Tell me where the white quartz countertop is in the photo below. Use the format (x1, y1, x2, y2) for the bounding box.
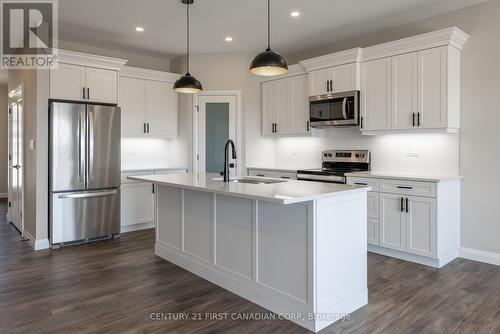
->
(129, 173, 370, 204)
(121, 167, 188, 173)
(345, 171, 462, 183)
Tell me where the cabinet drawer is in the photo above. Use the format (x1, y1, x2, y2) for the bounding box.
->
(248, 170, 277, 178)
(347, 177, 380, 192)
(276, 172, 297, 180)
(380, 179, 436, 197)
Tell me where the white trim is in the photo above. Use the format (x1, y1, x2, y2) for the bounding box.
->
(361, 27, 469, 62)
(362, 128, 459, 136)
(260, 64, 306, 82)
(22, 230, 49, 251)
(299, 48, 362, 72)
(121, 222, 156, 233)
(120, 66, 181, 83)
(460, 247, 500, 267)
(192, 91, 243, 177)
(0, 193, 7, 198)
(56, 49, 128, 71)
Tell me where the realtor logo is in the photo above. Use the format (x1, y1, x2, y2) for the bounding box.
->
(1, 0, 58, 69)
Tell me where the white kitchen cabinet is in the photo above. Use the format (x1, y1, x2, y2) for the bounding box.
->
(379, 193, 406, 251)
(308, 63, 357, 96)
(248, 168, 297, 180)
(50, 64, 118, 104)
(361, 58, 392, 131)
(120, 77, 147, 136)
(261, 74, 310, 136)
(119, 75, 179, 138)
(406, 196, 436, 257)
(367, 218, 379, 246)
(392, 53, 418, 129)
(85, 67, 118, 104)
(49, 63, 86, 101)
(121, 182, 155, 227)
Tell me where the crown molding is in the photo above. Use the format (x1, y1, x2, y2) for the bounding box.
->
(120, 66, 181, 83)
(55, 49, 128, 71)
(260, 63, 306, 82)
(299, 48, 362, 72)
(361, 27, 470, 62)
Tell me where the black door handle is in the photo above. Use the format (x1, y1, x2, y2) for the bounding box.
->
(87, 88, 90, 100)
(397, 186, 413, 189)
(83, 87, 86, 99)
(147, 123, 150, 133)
(406, 198, 409, 213)
(417, 112, 421, 127)
(144, 123, 147, 133)
(400, 197, 404, 212)
(412, 113, 416, 127)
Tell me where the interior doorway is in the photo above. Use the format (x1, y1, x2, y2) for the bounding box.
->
(7, 86, 24, 235)
(193, 92, 241, 177)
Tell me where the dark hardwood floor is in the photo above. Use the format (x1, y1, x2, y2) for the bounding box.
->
(1, 198, 500, 334)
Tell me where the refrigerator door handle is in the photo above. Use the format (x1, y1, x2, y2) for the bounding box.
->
(58, 190, 118, 199)
(88, 108, 95, 184)
(78, 110, 86, 182)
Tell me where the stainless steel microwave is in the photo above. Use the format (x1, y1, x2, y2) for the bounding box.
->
(309, 90, 360, 127)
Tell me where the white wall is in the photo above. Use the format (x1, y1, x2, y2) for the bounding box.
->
(0, 85, 8, 196)
(121, 138, 187, 170)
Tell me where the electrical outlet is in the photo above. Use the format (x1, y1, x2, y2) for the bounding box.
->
(28, 139, 35, 150)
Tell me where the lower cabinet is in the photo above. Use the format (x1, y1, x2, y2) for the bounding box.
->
(248, 168, 297, 180)
(347, 176, 459, 268)
(121, 182, 155, 228)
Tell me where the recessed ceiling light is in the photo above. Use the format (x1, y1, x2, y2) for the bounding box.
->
(225, 36, 233, 42)
(290, 11, 300, 17)
(135, 27, 144, 32)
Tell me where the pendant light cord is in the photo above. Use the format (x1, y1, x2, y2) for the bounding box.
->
(186, 2, 190, 74)
(267, 0, 271, 51)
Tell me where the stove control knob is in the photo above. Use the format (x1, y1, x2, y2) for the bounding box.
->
(328, 153, 333, 157)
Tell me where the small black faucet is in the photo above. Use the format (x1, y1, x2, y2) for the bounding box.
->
(223, 140, 237, 182)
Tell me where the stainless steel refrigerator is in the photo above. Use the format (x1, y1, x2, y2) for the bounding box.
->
(49, 102, 121, 246)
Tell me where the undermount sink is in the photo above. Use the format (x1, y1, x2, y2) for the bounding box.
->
(213, 177, 287, 185)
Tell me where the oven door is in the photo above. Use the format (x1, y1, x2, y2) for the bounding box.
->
(310, 91, 359, 127)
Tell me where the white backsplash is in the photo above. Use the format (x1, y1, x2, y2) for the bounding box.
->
(121, 137, 188, 170)
(274, 128, 459, 175)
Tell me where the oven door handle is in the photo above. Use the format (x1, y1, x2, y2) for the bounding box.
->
(342, 97, 348, 120)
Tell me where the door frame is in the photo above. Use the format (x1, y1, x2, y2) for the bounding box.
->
(192, 91, 242, 177)
(7, 84, 25, 237)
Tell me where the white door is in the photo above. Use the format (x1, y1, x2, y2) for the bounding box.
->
(418, 47, 447, 129)
(85, 67, 118, 104)
(7, 89, 23, 234)
(195, 95, 238, 176)
(308, 68, 332, 96)
(146, 81, 178, 137)
(406, 196, 436, 257)
(261, 81, 278, 136)
(289, 74, 310, 134)
(332, 63, 356, 93)
(50, 63, 86, 101)
(121, 182, 154, 227)
(361, 58, 392, 131)
(119, 77, 147, 136)
(392, 53, 418, 129)
(379, 193, 406, 251)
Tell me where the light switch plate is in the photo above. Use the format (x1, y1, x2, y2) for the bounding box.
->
(28, 139, 35, 150)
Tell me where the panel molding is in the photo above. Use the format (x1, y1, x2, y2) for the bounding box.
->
(120, 66, 181, 83)
(57, 49, 128, 71)
(299, 48, 362, 72)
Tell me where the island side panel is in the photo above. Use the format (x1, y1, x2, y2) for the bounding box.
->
(156, 185, 182, 249)
(314, 192, 368, 332)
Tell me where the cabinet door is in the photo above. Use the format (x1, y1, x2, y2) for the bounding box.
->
(262, 81, 278, 136)
(289, 74, 310, 134)
(121, 182, 154, 227)
(50, 63, 86, 101)
(361, 58, 392, 131)
(367, 218, 379, 246)
(379, 193, 406, 251)
(85, 67, 118, 104)
(332, 63, 356, 93)
(406, 196, 436, 257)
(119, 77, 146, 136)
(367, 192, 379, 219)
(308, 68, 332, 96)
(417, 47, 447, 129)
(146, 81, 178, 137)
(276, 78, 291, 135)
(392, 53, 418, 129)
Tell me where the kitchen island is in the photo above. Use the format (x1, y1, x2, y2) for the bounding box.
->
(129, 173, 370, 332)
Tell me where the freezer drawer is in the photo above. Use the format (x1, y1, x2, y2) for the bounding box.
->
(50, 189, 120, 244)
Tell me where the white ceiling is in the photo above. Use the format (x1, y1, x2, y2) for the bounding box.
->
(18, 0, 480, 61)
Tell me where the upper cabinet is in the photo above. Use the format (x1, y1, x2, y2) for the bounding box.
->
(49, 50, 126, 104)
(261, 68, 310, 136)
(119, 67, 180, 138)
(360, 27, 469, 134)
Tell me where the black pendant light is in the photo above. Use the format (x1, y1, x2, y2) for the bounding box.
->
(174, 0, 203, 93)
(249, 0, 288, 76)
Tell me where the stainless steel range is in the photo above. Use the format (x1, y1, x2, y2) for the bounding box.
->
(297, 150, 371, 184)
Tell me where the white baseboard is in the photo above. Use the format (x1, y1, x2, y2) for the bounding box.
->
(0, 193, 7, 199)
(23, 230, 50, 251)
(460, 247, 500, 267)
(121, 222, 155, 233)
